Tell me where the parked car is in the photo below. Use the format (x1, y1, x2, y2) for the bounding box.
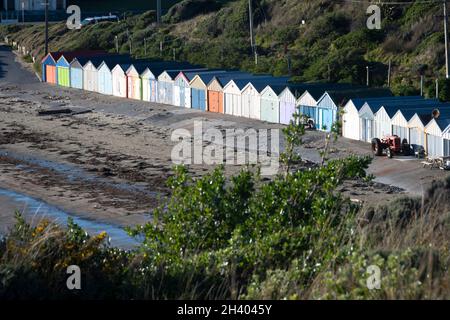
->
(80, 15, 119, 27)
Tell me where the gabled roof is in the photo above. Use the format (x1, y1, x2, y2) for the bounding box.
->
(210, 72, 255, 87)
(183, 70, 227, 84)
(235, 76, 288, 92)
(43, 50, 107, 64)
(378, 100, 442, 117)
(112, 63, 132, 73)
(351, 96, 423, 112)
(322, 87, 393, 107)
(300, 83, 359, 101)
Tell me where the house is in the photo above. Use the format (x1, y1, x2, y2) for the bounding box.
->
(111, 64, 131, 98)
(2, 0, 66, 11)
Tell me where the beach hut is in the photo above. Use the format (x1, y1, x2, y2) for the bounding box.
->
(55, 55, 72, 87)
(42, 50, 105, 84)
(441, 119, 450, 157)
(223, 79, 246, 116)
(157, 70, 180, 105)
(297, 84, 356, 129)
(126, 64, 144, 100)
(69, 58, 85, 90)
(408, 113, 431, 151)
(174, 72, 192, 108)
(140, 62, 191, 103)
(141, 68, 159, 103)
(343, 96, 424, 141)
(278, 84, 306, 125)
(260, 85, 284, 124)
(425, 117, 450, 157)
(208, 72, 253, 114)
(315, 88, 393, 132)
(241, 81, 264, 119)
(240, 76, 285, 120)
(342, 98, 369, 141)
(97, 61, 115, 95)
(189, 71, 228, 111)
(83, 60, 100, 92)
(173, 68, 209, 108)
(373, 99, 439, 140)
(41, 53, 60, 84)
(111, 64, 131, 98)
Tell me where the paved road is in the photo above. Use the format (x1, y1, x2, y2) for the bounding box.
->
(0, 44, 39, 86)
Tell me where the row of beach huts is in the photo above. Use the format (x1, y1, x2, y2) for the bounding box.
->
(41, 51, 450, 158)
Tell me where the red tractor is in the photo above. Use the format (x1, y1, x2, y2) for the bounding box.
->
(371, 135, 411, 158)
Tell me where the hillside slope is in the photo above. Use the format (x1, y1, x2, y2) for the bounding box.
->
(0, 0, 446, 96)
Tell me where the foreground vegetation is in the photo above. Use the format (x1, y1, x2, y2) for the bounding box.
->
(0, 118, 449, 300)
(2, 0, 450, 97)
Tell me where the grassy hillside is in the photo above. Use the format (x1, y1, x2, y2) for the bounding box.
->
(0, 0, 448, 96)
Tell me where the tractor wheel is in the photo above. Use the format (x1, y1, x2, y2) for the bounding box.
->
(371, 138, 383, 156)
(387, 148, 393, 158)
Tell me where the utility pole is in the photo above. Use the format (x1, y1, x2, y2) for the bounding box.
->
(248, 0, 256, 64)
(21, 1, 24, 25)
(44, 0, 49, 55)
(366, 66, 370, 86)
(157, 0, 162, 25)
(436, 78, 439, 98)
(115, 35, 119, 53)
(160, 40, 163, 57)
(421, 75, 424, 96)
(387, 59, 391, 87)
(127, 29, 132, 55)
(144, 38, 147, 56)
(444, 1, 449, 78)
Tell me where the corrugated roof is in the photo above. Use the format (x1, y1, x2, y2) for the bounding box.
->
(325, 87, 393, 107)
(379, 100, 442, 117)
(209, 72, 256, 87)
(301, 83, 361, 100)
(352, 96, 423, 111)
